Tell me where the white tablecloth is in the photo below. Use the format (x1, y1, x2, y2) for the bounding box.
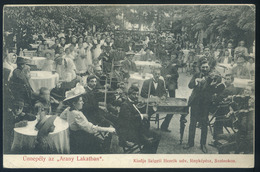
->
(215, 63, 234, 76)
(11, 116, 70, 154)
(29, 71, 59, 92)
(135, 61, 162, 68)
(30, 57, 46, 69)
(128, 73, 164, 93)
(233, 78, 254, 88)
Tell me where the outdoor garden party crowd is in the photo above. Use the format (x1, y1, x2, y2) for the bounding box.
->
(3, 18, 255, 154)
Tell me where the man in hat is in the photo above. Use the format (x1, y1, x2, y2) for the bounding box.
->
(231, 56, 250, 79)
(3, 99, 36, 153)
(9, 57, 35, 112)
(65, 28, 73, 44)
(121, 51, 137, 73)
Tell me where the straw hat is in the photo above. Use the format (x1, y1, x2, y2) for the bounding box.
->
(63, 83, 85, 102)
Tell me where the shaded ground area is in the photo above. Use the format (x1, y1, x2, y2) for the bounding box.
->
(150, 71, 218, 154)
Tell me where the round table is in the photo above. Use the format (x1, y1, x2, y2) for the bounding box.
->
(233, 78, 254, 88)
(29, 71, 59, 92)
(30, 57, 46, 69)
(11, 116, 70, 154)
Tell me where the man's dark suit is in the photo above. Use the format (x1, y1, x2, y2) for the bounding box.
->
(187, 72, 217, 146)
(213, 84, 240, 139)
(82, 86, 114, 127)
(140, 78, 175, 131)
(118, 98, 161, 153)
(140, 78, 166, 98)
(9, 67, 34, 112)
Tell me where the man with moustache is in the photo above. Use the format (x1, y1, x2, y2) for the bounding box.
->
(183, 60, 220, 153)
(118, 86, 161, 153)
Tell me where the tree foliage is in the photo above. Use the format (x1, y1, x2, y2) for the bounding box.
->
(4, 5, 255, 44)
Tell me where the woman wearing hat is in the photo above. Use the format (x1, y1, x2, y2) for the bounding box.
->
(60, 84, 115, 153)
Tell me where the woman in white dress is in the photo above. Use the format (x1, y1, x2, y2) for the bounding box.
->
(41, 51, 55, 71)
(84, 36, 93, 71)
(3, 53, 17, 80)
(74, 42, 87, 73)
(93, 33, 104, 59)
(60, 84, 115, 153)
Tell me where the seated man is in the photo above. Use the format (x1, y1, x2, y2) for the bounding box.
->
(9, 57, 36, 113)
(140, 69, 172, 130)
(35, 87, 59, 116)
(118, 86, 161, 153)
(210, 73, 240, 147)
(4, 99, 36, 153)
(232, 56, 251, 79)
(82, 75, 115, 127)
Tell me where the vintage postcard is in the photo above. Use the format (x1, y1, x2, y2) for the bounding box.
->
(3, 4, 255, 168)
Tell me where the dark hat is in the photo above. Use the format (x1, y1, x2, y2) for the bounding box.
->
(16, 56, 28, 65)
(14, 99, 24, 107)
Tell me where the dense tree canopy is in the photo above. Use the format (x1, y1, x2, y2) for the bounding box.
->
(4, 5, 255, 45)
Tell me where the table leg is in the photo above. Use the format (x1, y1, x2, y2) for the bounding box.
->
(156, 114, 159, 129)
(180, 114, 188, 145)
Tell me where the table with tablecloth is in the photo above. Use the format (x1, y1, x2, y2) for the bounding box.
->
(233, 78, 254, 88)
(29, 56, 46, 69)
(29, 71, 59, 92)
(127, 73, 164, 93)
(11, 116, 70, 154)
(135, 60, 162, 73)
(127, 73, 153, 90)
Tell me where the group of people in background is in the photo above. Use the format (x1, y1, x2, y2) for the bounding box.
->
(3, 26, 255, 154)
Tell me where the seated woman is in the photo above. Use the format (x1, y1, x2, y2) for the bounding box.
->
(60, 84, 115, 154)
(55, 48, 77, 82)
(42, 51, 55, 71)
(3, 53, 17, 80)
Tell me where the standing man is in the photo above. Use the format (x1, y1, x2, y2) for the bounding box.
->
(183, 60, 219, 153)
(160, 58, 179, 132)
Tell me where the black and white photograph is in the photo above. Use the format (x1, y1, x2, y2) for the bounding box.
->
(2, 4, 255, 168)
